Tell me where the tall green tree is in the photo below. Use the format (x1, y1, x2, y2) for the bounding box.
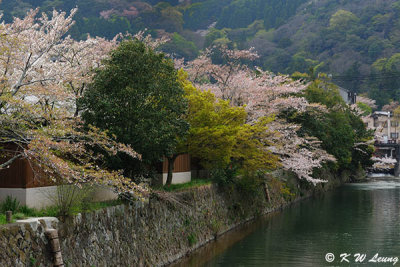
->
(288, 78, 374, 172)
(82, 39, 188, 179)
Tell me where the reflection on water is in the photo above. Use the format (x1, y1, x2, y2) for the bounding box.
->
(172, 177, 400, 266)
(347, 177, 400, 190)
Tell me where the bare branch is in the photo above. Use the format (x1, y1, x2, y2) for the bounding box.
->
(0, 153, 22, 169)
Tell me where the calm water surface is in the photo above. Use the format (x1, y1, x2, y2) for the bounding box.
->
(173, 177, 400, 266)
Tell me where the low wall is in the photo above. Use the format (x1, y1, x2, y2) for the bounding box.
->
(162, 171, 191, 184)
(0, 186, 57, 209)
(0, 217, 58, 266)
(0, 185, 118, 209)
(0, 182, 290, 266)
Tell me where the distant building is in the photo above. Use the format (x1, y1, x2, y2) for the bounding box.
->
(364, 111, 400, 144)
(338, 87, 356, 104)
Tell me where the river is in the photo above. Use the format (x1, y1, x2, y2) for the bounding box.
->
(173, 176, 400, 266)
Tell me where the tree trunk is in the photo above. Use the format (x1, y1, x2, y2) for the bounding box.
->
(263, 181, 271, 203)
(166, 154, 178, 186)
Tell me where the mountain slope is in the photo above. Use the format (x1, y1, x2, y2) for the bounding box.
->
(2, 0, 400, 106)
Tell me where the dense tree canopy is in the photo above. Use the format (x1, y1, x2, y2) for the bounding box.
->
(287, 77, 374, 171)
(0, 2, 376, 188)
(82, 39, 189, 165)
(178, 70, 278, 172)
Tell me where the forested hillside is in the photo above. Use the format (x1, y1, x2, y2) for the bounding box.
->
(2, 0, 400, 106)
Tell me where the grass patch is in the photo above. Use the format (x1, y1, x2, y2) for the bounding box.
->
(0, 214, 8, 224)
(158, 179, 212, 192)
(187, 233, 197, 246)
(0, 199, 123, 225)
(70, 199, 123, 215)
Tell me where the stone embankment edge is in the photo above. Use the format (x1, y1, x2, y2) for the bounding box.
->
(163, 193, 311, 266)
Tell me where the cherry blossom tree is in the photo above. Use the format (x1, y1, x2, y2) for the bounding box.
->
(183, 46, 336, 184)
(52, 35, 118, 116)
(0, 9, 77, 113)
(358, 96, 377, 110)
(371, 156, 397, 170)
(0, 9, 148, 197)
(267, 121, 336, 185)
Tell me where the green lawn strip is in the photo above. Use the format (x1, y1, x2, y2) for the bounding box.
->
(157, 179, 212, 192)
(0, 199, 123, 225)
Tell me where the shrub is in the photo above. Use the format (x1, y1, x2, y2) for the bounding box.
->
(234, 172, 263, 195)
(210, 167, 238, 187)
(280, 183, 296, 201)
(0, 196, 20, 213)
(44, 184, 94, 218)
(18, 205, 36, 217)
(187, 233, 197, 246)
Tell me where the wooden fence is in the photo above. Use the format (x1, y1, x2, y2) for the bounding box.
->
(0, 144, 52, 188)
(162, 154, 191, 173)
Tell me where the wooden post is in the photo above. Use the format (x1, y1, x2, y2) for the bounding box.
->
(5, 211, 12, 223)
(45, 229, 64, 267)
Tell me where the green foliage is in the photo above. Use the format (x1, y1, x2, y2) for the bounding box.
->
(18, 205, 36, 216)
(178, 70, 278, 171)
(183, 216, 191, 227)
(304, 78, 345, 108)
(7, 0, 400, 107)
(368, 54, 400, 107)
(159, 6, 184, 32)
(161, 32, 199, 60)
(13, 212, 26, 220)
(216, 0, 263, 29)
(280, 183, 295, 201)
(52, 184, 95, 218)
(226, 20, 265, 48)
(0, 196, 56, 223)
(210, 167, 264, 198)
(0, 196, 20, 213)
(210, 218, 223, 236)
(66, 199, 123, 215)
(204, 28, 227, 48)
(187, 233, 197, 246)
(70, 15, 134, 40)
(216, 0, 307, 30)
(29, 256, 38, 267)
(287, 52, 320, 74)
(357, 102, 372, 116)
(0, 198, 122, 225)
(234, 171, 264, 195)
(183, 0, 231, 30)
(187, 95, 246, 169)
(210, 167, 238, 187)
(82, 40, 188, 168)
(158, 179, 211, 192)
(288, 78, 374, 171)
(291, 71, 311, 81)
(19, 206, 59, 218)
(0, 214, 8, 225)
(263, 0, 307, 29)
(211, 168, 265, 219)
(329, 10, 359, 31)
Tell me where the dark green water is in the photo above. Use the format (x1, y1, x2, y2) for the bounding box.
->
(174, 177, 400, 266)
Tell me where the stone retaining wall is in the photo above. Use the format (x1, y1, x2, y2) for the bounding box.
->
(0, 175, 340, 266)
